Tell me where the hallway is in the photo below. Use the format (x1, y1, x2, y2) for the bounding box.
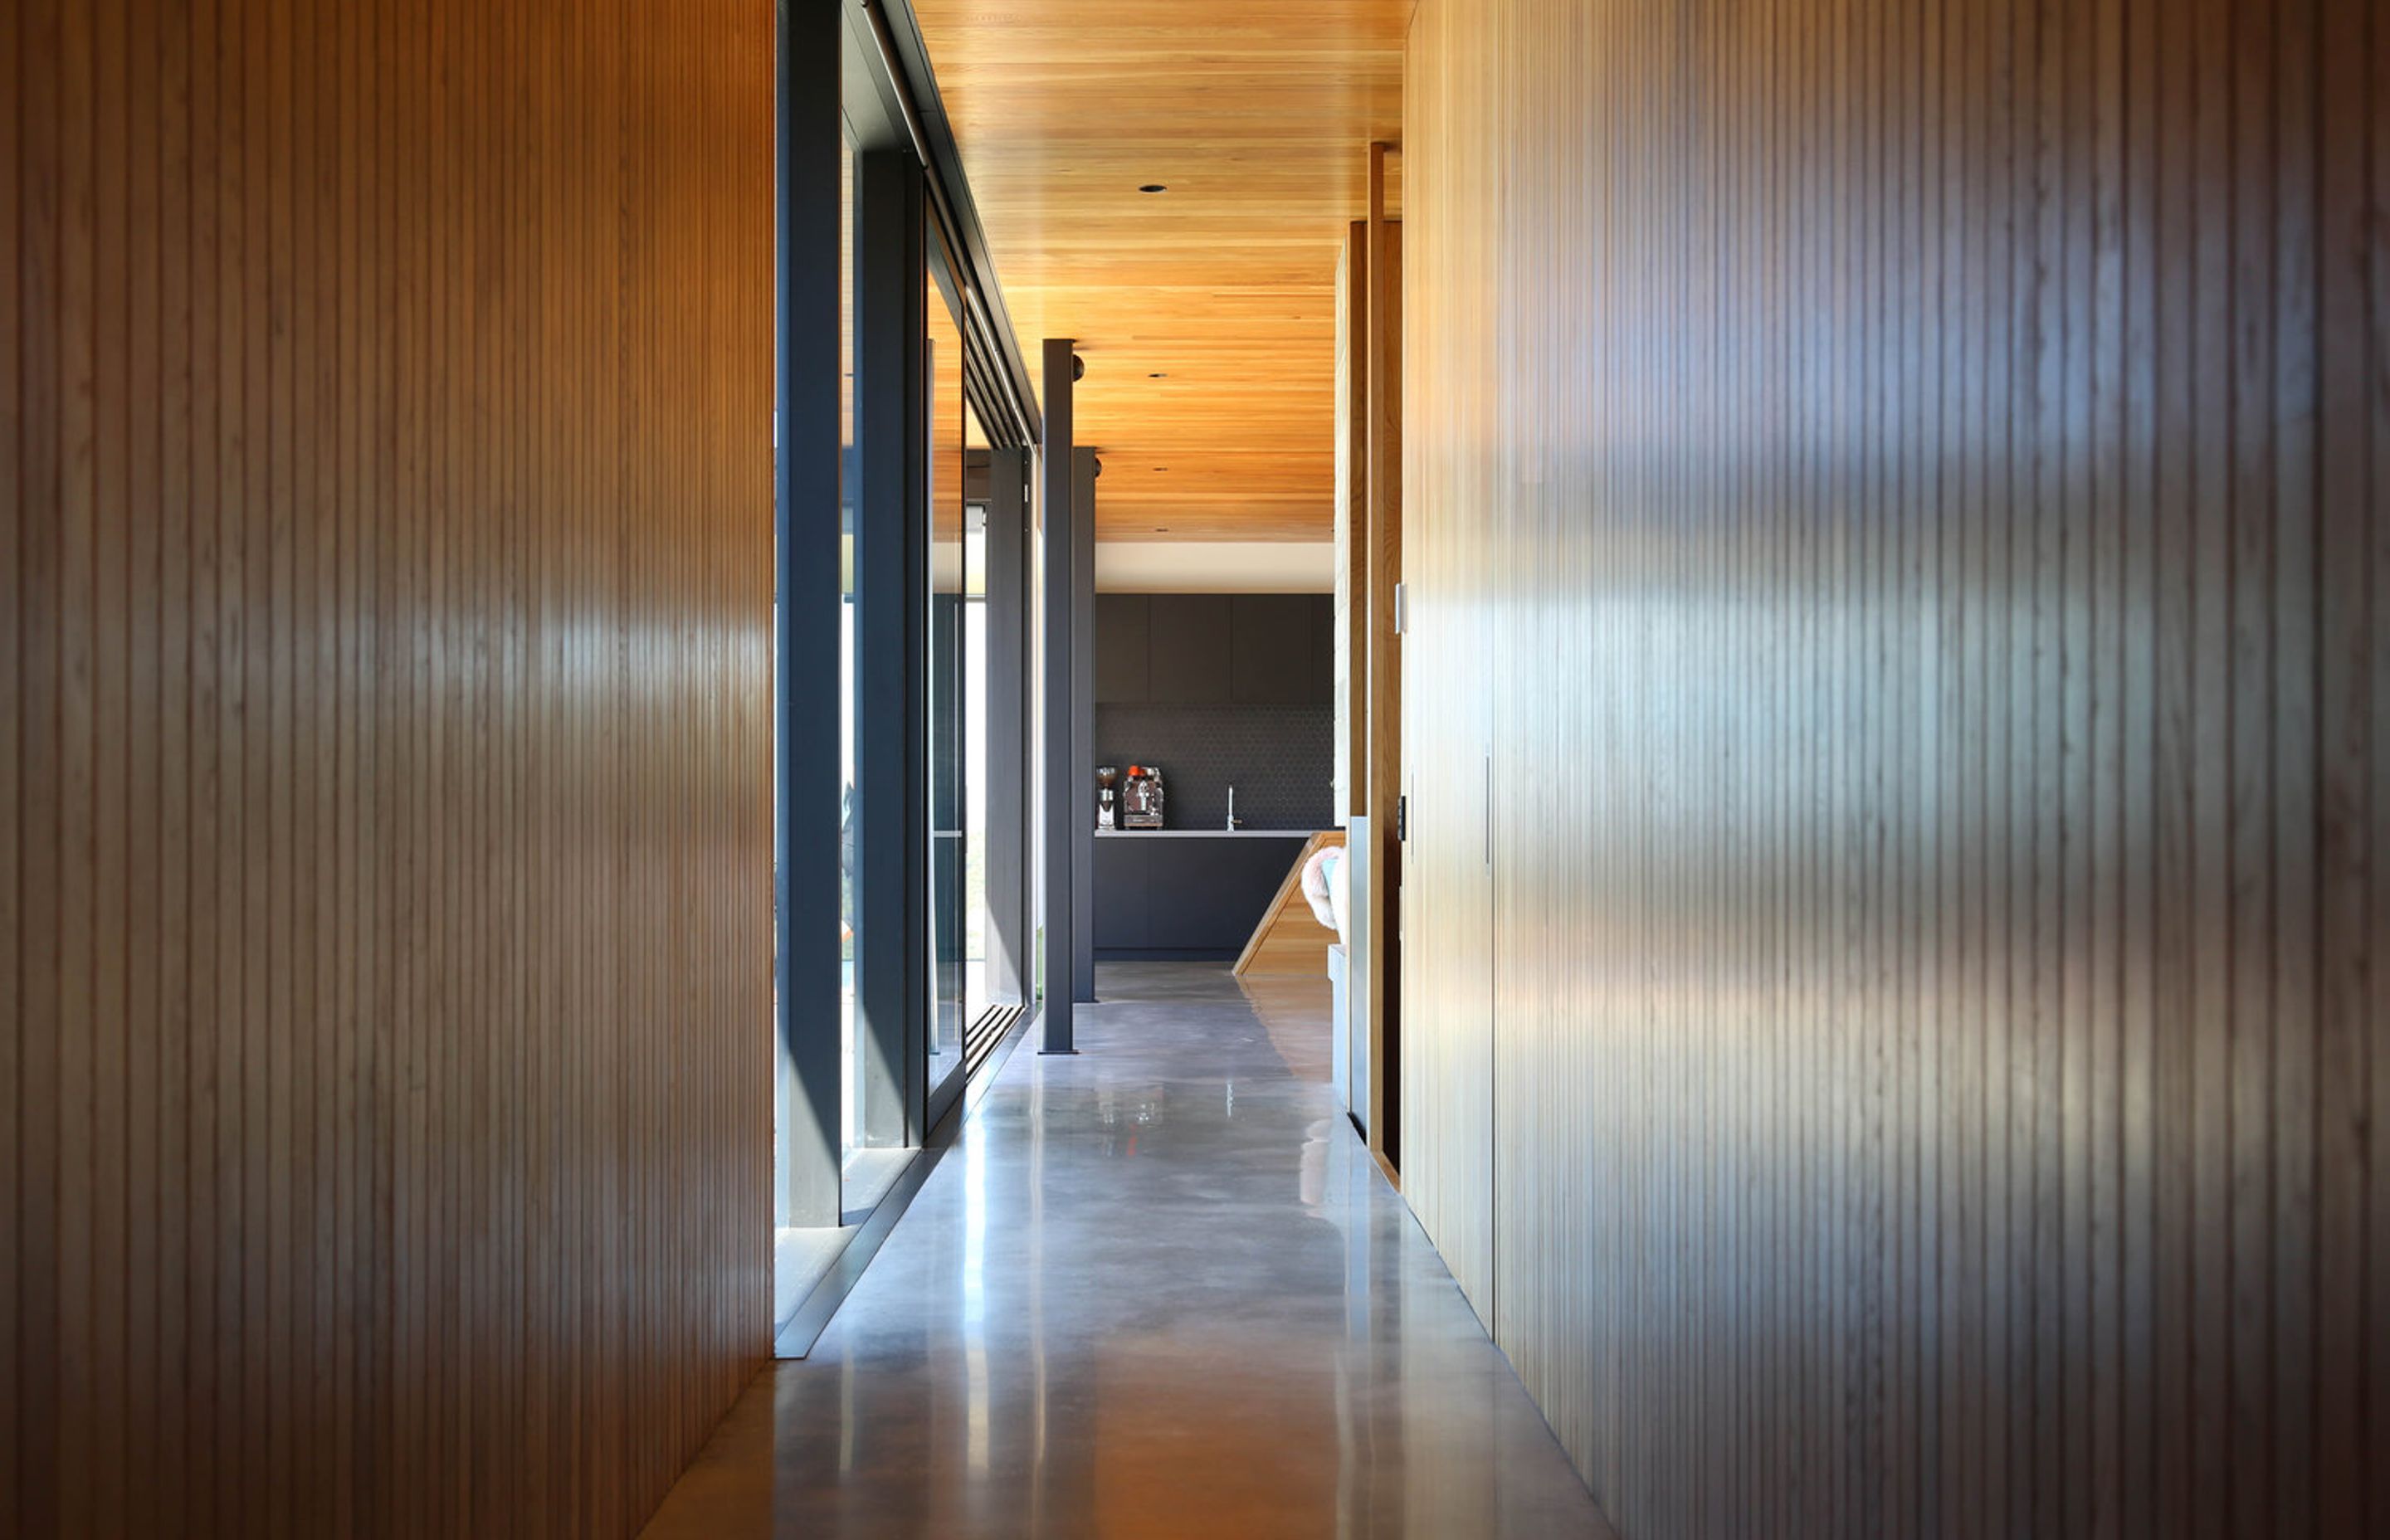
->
(644, 965, 1612, 1538)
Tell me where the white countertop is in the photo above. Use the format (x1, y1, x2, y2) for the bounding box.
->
(1093, 828, 1316, 839)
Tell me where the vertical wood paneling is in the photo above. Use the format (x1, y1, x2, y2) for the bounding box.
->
(7, 0, 774, 1533)
(1338, 220, 1366, 822)
(0, 0, 22, 1518)
(1365, 145, 1404, 1162)
(1399, 0, 1495, 1327)
(1402, 1, 2384, 1534)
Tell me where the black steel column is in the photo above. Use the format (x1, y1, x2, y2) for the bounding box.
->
(775, 0, 841, 1227)
(984, 448, 1031, 1005)
(1070, 448, 1097, 1003)
(1040, 340, 1077, 1053)
(856, 149, 929, 1143)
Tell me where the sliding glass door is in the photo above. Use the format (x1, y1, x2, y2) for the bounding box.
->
(776, 0, 1038, 1351)
(926, 251, 965, 1119)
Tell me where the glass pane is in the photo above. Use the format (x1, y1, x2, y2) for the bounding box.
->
(963, 499, 988, 1025)
(1029, 470, 1043, 1004)
(838, 144, 859, 1154)
(927, 252, 967, 1100)
(780, 137, 856, 1247)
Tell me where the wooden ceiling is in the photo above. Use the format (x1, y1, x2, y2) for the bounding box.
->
(909, 2, 1408, 543)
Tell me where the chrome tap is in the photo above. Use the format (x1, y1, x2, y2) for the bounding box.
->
(1227, 786, 1242, 831)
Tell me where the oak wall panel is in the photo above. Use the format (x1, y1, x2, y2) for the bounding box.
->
(1401, 0, 2383, 1534)
(5, 0, 774, 1533)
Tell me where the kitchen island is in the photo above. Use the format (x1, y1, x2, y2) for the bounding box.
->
(1092, 829, 1317, 960)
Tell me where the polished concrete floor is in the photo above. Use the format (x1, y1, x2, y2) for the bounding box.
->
(643, 963, 1614, 1538)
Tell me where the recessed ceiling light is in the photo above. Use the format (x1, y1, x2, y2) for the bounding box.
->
(1139, 184, 1168, 193)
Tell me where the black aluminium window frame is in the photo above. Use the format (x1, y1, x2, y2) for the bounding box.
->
(852, 144, 929, 1149)
(776, 0, 843, 1231)
(776, 0, 1043, 1236)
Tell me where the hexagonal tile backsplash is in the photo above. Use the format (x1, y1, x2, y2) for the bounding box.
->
(1093, 704, 1334, 832)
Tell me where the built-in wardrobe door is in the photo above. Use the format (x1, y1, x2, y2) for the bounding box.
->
(1393, 56, 1495, 1325)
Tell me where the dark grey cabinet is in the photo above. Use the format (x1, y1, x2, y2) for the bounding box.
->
(1091, 838, 1152, 948)
(1152, 836, 1301, 948)
(1105, 592, 1332, 707)
(1092, 834, 1309, 958)
(1146, 595, 1234, 703)
(1230, 595, 1323, 704)
(1094, 594, 1151, 703)
(1308, 596, 1338, 701)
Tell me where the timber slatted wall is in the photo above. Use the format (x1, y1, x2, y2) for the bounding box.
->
(1402, 0, 2384, 1534)
(4, 0, 774, 1533)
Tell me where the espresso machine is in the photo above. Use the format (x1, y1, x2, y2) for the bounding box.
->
(1095, 765, 1120, 831)
(1120, 764, 1166, 830)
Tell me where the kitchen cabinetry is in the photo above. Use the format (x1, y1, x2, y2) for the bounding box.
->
(1230, 596, 1328, 703)
(1094, 594, 1150, 702)
(1093, 832, 1311, 959)
(1144, 595, 1235, 702)
(1095, 592, 1331, 705)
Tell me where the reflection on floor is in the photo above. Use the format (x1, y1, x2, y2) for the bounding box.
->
(1237, 972, 1338, 1085)
(645, 962, 1613, 1538)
